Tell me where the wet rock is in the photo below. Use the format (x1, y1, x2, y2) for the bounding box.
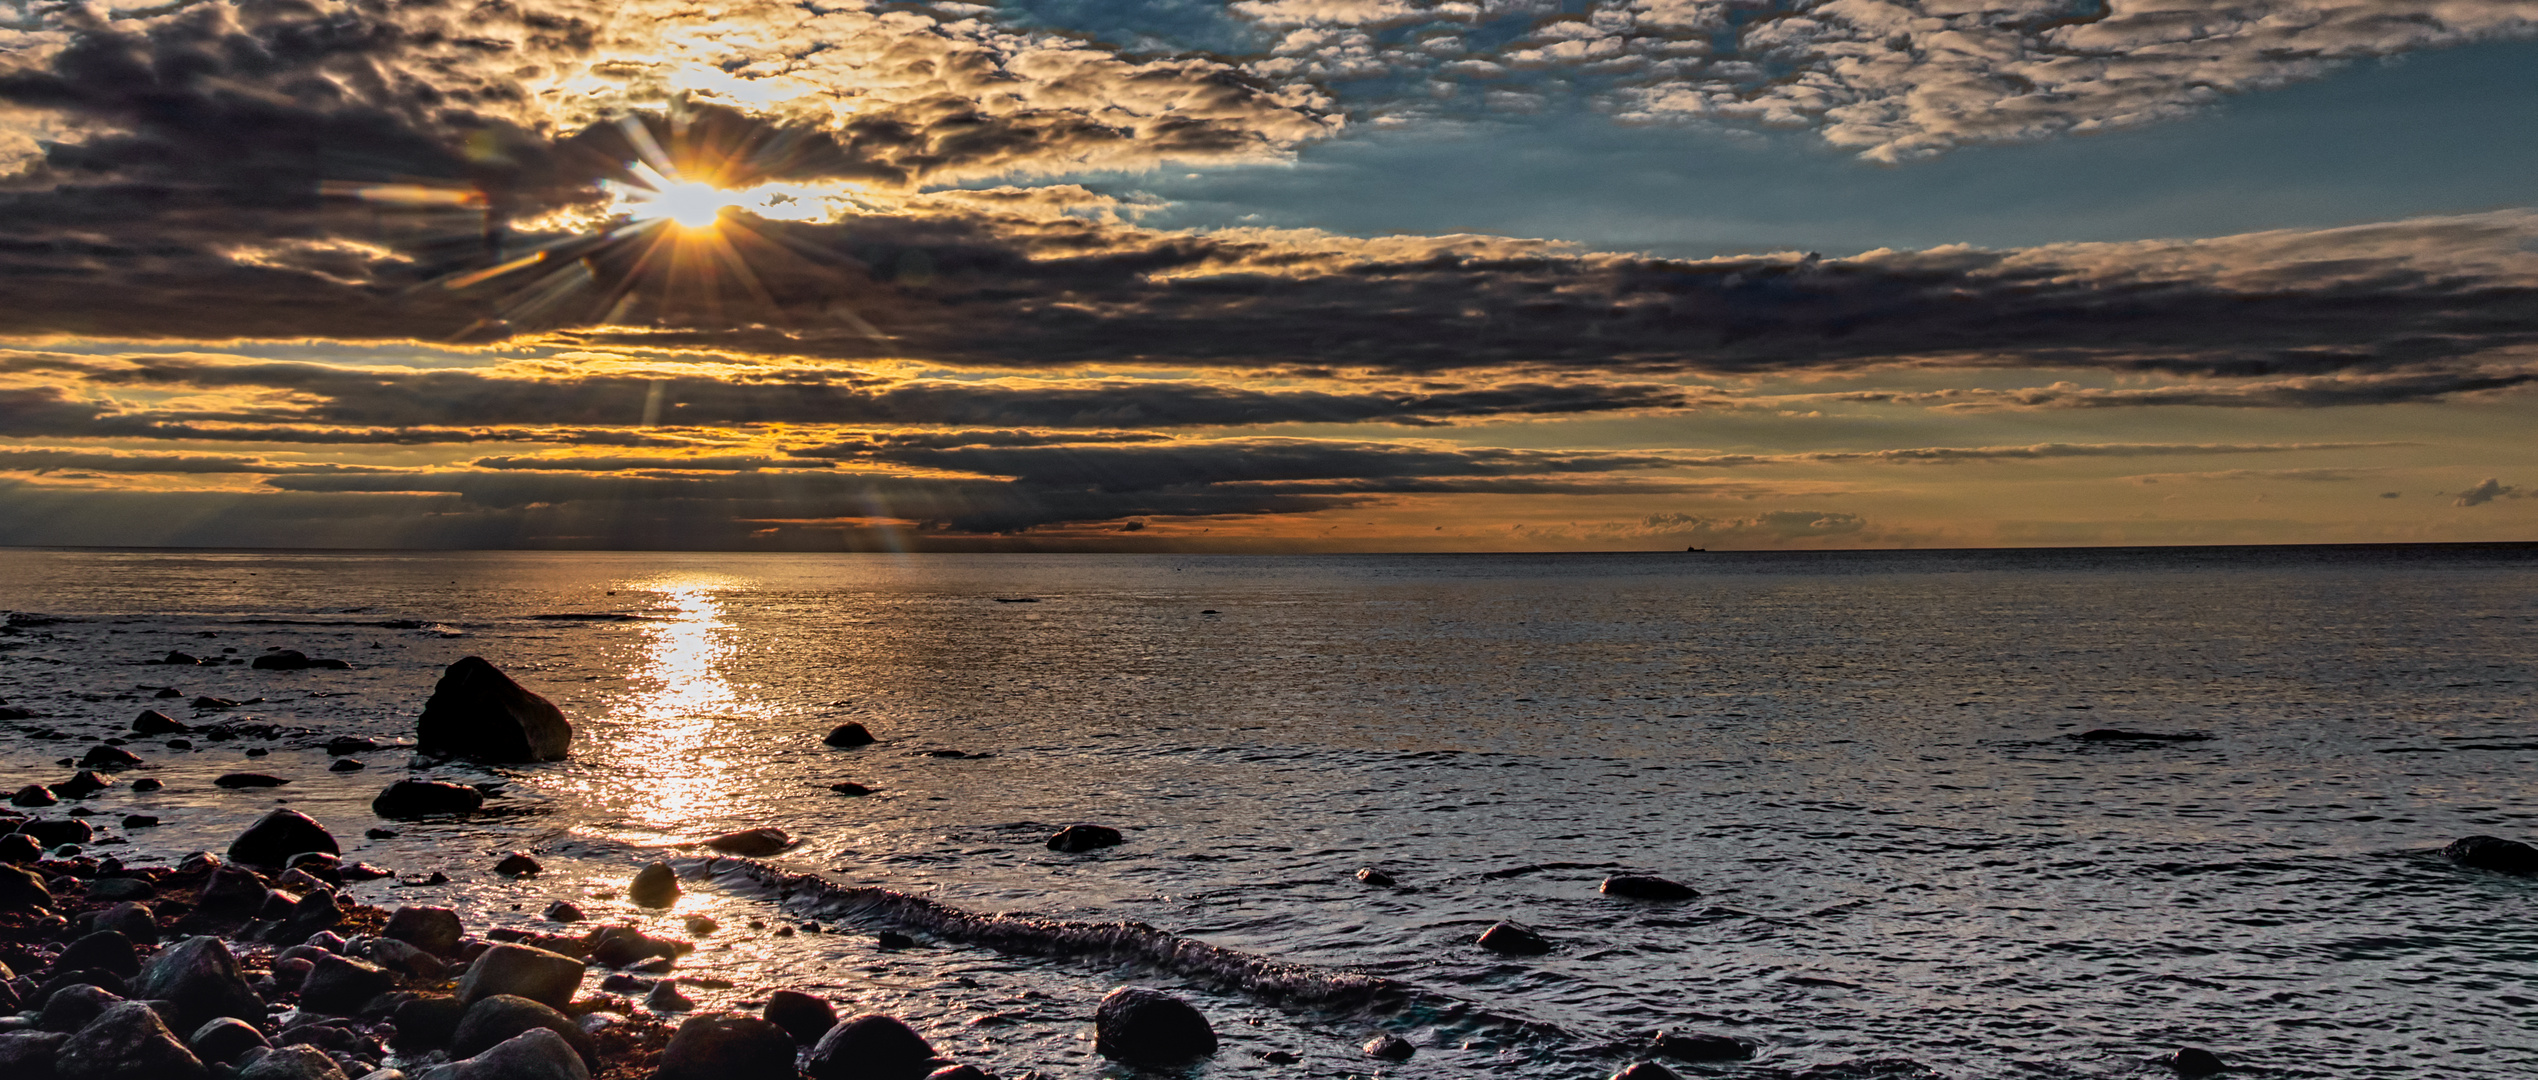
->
(764, 990, 837, 1044)
(806, 1014, 937, 1080)
(1610, 1062, 1682, 1080)
(1353, 867, 1394, 887)
(24, 819, 94, 848)
(821, 723, 875, 748)
(1476, 921, 1551, 955)
(628, 863, 679, 909)
(2072, 729, 2211, 742)
(199, 865, 273, 914)
(237, 1044, 347, 1080)
(1601, 875, 1699, 901)
(36, 968, 128, 1006)
(365, 828, 399, 840)
(188, 1018, 269, 1065)
(251, 651, 309, 671)
(828, 782, 873, 796)
(683, 915, 717, 936)
(643, 981, 694, 1012)
(1650, 1030, 1754, 1062)
(414, 657, 572, 763)
(130, 936, 267, 1032)
(57, 1000, 209, 1080)
(540, 901, 583, 923)
(364, 938, 448, 980)
(272, 957, 315, 991)
(449, 995, 594, 1065)
(597, 973, 652, 995)
(385, 907, 465, 956)
(2442, 835, 2538, 876)
(79, 746, 143, 771)
(1363, 1033, 1416, 1061)
(2162, 1047, 2226, 1076)
(193, 697, 241, 710)
(391, 996, 466, 1052)
(1092, 987, 1216, 1065)
(42, 984, 127, 1033)
(456, 944, 583, 1011)
(652, 1014, 794, 1080)
(119, 815, 158, 831)
(587, 925, 684, 968)
(702, 828, 791, 857)
(214, 774, 289, 789)
(493, 854, 541, 878)
(1046, 824, 1122, 853)
(85, 877, 154, 902)
(874, 931, 917, 950)
(96, 902, 157, 944)
(13, 784, 58, 807)
(160, 651, 205, 666)
(325, 736, 381, 756)
(372, 782, 484, 819)
(56, 772, 111, 798)
(2, 832, 43, 863)
(423, 1028, 589, 1080)
(300, 955, 396, 1016)
(129, 779, 163, 793)
(229, 809, 340, 869)
(1, 864, 56, 912)
(0, 1030, 68, 1080)
(57, 931, 141, 978)
(133, 711, 189, 736)
(330, 760, 364, 773)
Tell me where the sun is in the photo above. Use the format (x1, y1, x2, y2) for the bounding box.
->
(628, 178, 742, 231)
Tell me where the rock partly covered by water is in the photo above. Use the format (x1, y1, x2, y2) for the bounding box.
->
(2162, 1046, 2227, 1075)
(2072, 729, 2212, 743)
(1601, 874, 1699, 901)
(703, 828, 792, 857)
(1093, 987, 1215, 1065)
(415, 657, 571, 763)
(1047, 824, 1122, 853)
(2442, 835, 2538, 876)
(227, 810, 339, 869)
(1363, 1033, 1416, 1061)
(372, 781, 485, 819)
(629, 863, 680, 909)
(805, 1014, 936, 1080)
(1476, 921, 1552, 955)
(132, 710, 189, 735)
(1650, 1029, 1755, 1061)
(821, 723, 875, 748)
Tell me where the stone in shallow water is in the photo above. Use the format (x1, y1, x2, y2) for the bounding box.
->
(1600, 874, 1698, 901)
(1045, 824, 1121, 852)
(628, 863, 679, 909)
(2163, 1047, 2226, 1076)
(1093, 987, 1215, 1065)
(805, 1014, 936, 1080)
(764, 990, 837, 1044)
(372, 782, 484, 819)
(1362, 1033, 1415, 1060)
(1610, 1063, 1682, 1080)
(1650, 1029, 1754, 1061)
(2442, 835, 2538, 876)
(541, 901, 584, 923)
(228, 809, 339, 869)
(1476, 921, 1551, 955)
(703, 828, 791, 857)
(383, 907, 464, 957)
(133, 710, 188, 735)
(415, 657, 572, 763)
(214, 774, 288, 789)
(493, 853, 541, 878)
(822, 723, 875, 747)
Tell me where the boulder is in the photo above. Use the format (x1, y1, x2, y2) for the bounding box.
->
(493, 854, 542, 878)
(655, 1014, 796, 1080)
(23, 818, 95, 847)
(79, 746, 144, 771)
(2442, 835, 2538, 876)
(644, 981, 694, 1012)
(0, 1030, 69, 1080)
(42, 984, 127, 1033)
(415, 658, 571, 763)
(1, 863, 56, 912)
(56, 1000, 209, 1080)
(372, 782, 486, 819)
(1092, 987, 1216, 1065)
(384, 907, 466, 957)
(12, 783, 57, 807)
(330, 760, 365, 773)
(299, 955, 396, 1016)
(160, 651, 204, 665)
(1, 832, 43, 863)
(1363, 1033, 1416, 1061)
(1600, 875, 1698, 901)
(456, 945, 583, 1011)
(1650, 1030, 1754, 1061)
(390, 996, 466, 1052)
(1046, 824, 1122, 853)
(764, 990, 837, 1043)
(628, 863, 679, 908)
(821, 723, 874, 747)
(448, 995, 594, 1065)
(133, 711, 189, 736)
(588, 925, 684, 968)
(237, 1045, 348, 1080)
(129, 936, 266, 1032)
(829, 782, 873, 796)
(423, 1028, 589, 1080)
(1476, 921, 1551, 955)
(702, 828, 791, 857)
(805, 1014, 937, 1080)
(56, 931, 141, 978)
(130, 779, 163, 793)
(542, 901, 584, 923)
(365, 938, 448, 980)
(229, 810, 340, 869)
(188, 1017, 270, 1065)
(87, 877, 153, 902)
(55, 771, 111, 798)
(2163, 1047, 2226, 1076)
(36, 969, 128, 1005)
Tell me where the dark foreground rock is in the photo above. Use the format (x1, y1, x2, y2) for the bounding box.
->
(187, 1017, 268, 1065)
(373, 781, 486, 819)
(765, 990, 837, 1044)
(0, 1031, 67, 1079)
(214, 773, 288, 789)
(300, 954, 396, 1015)
(822, 723, 875, 747)
(130, 936, 265, 1032)
(1601, 874, 1699, 901)
(450, 994, 595, 1064)
(806, 1014, 936, 1080)
(416, 657, 573, 763)
(423, 1027, 589, 1080)
(655, 1014, 796, 1080)
(384, 906, 466, 956)
(58, 1000, 209, 1080)
(1477, 921, 1552, 955)
(2163, 1047, 2227, 1075)
(236, 1045, 347, 1080)
(1093, 987, 1216, 1065)
(2, 863, 54, 911)
(132, 710, 189, 735)
(629, 863, 680, 908)
(228, 809, 339, 869)
(457, 944, 584, 1010)
(2442, 835, 2538, 876)
(1047, 824, 1122, 852)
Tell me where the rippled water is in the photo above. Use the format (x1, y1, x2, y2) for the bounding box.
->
(3, 546, 2535, 1078)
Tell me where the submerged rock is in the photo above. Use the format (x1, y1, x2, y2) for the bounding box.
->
(79, 745, 143, 770)
(2162, 1047, 2227, 1076)
(629, 863, 680, 909)
(2442, 835, 2538, 876)
(228, 809, 339, 869)
(1093, 987, 1215, 1065)
(821, 723, 875, 748)
(1476, 921, 1552, 955)
(12, 784, 56, 807)
(493, 853, 542, 878)
(1353, 867, 1395, 887)
(828, 782, 873, 797)
(655, 1014, 795, 1080)
(415, 657, 572, 763)
(214, 773, 288, 789)
(57, 1000, 208, 1080)
(703, 828, 792, 857)
(1601, 874, 1699, 901)
(372, 781, 485, 819)
(764, 990, 837, 1044)
(1046, 824, 1122, 853)
(1611, 1062, 1682, 1080)
(806, 1014, 936, 1080)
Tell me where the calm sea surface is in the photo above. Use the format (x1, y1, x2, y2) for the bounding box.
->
(2, 546, 2534, 1078)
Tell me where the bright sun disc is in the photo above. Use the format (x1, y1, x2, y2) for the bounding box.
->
(638, 180, 740, 230)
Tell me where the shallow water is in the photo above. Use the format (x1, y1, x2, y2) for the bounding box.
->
(3, 546, 2535, 1078)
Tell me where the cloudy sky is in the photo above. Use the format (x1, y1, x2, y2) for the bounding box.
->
(0, 0, 2532, 551)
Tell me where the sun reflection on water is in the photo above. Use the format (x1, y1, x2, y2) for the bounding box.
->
(600, 579, 763, 839)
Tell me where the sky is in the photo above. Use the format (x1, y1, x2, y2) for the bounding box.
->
(0, 0, 2533, 552)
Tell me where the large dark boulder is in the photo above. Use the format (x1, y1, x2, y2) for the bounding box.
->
(629, 863, 680, 908)
(372, 781, 486, 819)
(415, 657, 572, 763)
(805, 1013, 937, 1080)
(456, 945, 584, 1011)
(449, 995, 594, 1065)
(1600, 875, 1699, 901)
(655, 1014, 796, 1080)
(427, 1027, 589, 1080)
(391, 995, 467, 1052)
(96, 902, 158, 944)
(1611, 1062, 1682, 1080)
(764, 990, 837, 1043)
(187, 1017, 269, 1065)
(384, 906, 466, 957)
(587, 925, 684, 968)
(57, 1000, 209, 1080)
(129, 937, 266, 1033)
(1092, 987, 1216, 1065)
(228, 810, 339, 869)
(298, 954, 395, 1016)
(0, 1030, 68, 1080)
(2, 863, 56, 912)
(1363, 1033, 1416, 1061)
(41, 984, 127, 1033)
(2442, 835, 2538, 876)
(235, 1044, 347, 1080)
(56, 931, 141, 978)
(198, 866, 273, 915)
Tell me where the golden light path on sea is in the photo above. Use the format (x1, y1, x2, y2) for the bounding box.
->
(602, 576, 764, 840)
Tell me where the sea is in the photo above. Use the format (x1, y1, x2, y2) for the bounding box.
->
(1, 545, 2533, 1079)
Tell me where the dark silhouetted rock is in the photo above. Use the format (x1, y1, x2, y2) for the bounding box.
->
(160, 651, 204, 665)
(229, 809, 339, 869)
(79, 746, 143, 771)
(764, 990, 837, 1044)
(493, 853, 541, 878)
(13, 784, 58, 807)
(1093, 987, 1215, 1065)
(683, 915, 717, 936)
(133, 711, 189, 735)
(85, 878, 154, 903)
(1601, 875, 1699, 901)
(385, 906, 465, 956)
(449, 995, 593, 1065)
(703, 828, 791, 857)
(57, 931, 141, 978)
(1363, 1033, 1415, 1061)
(198, 865, 272, 914)
(120, 815, 159, 830)
(57, 1000, 209, 1080)
(214, 773, 288, 789)
(430, 1027, 589, 1080)
(806, 1014, 936, 1080)
(1650, 1030, 1754, 1062)
(251, 651, 310, 671)
(55, 771, 110, 798)
(629, 863, 679, 908)
(587, 925, 684, 968)
(2072, 729, 2211, 742)
(42, 984, 127, 1033)
(2, 863, 56, 912)
(391, 995, 466, 1052)
(2163, 1047, 2226, 1076)
(1047, 824, 1122, 853)
(415, 658, 571, 763)
(2443, 835, 2538, 876)
(457, 945, 583, 1011)
(828, 782, 872, 796)
(655, 1014, 793, 1080)
(325, 736, 380, 756)
(1611, 1062, 1682, 1080)
(329, 760, 364, 773)
(23, 818, 94, 847)
(0, 1031, 67, 1080)
(645, 981, 694, 1012)
(542, 901, 583, 923)
(1, 832, 43, 863)
(372, 781, 484, 819)
(822, 723, 874, 747)
(130, 779, 162, 793)
(1354, 867, 1394, 887)
(300, 954, 396, 1016)
(364, 938, 448, 980)
(131, 936, 267, 1032)
(1477, 921, 1551, 955)
(188, 1017, 269, 1065)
